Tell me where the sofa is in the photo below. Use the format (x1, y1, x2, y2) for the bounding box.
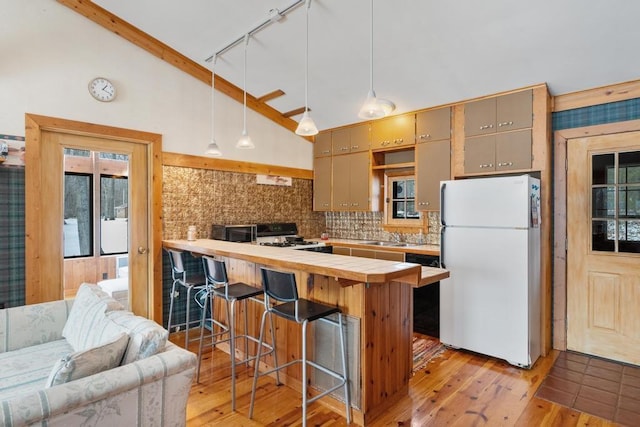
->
(0, 284, 196, 427)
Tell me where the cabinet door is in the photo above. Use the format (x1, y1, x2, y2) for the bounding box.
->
(332, 246, 351, 256)
(375, 250, 404, 262)
(416, 140, 450, 210)
(314, 132, 332, 157)
(332, 154, 351, 210)
(464, 98, 496, 137)
(416, 107, 451, 143)
(496, 90, 532, 132)
(332, 128, 351, 155)
(464, 135, 496, 174)
(349, 151, 370, 211)
(371, 114, 415, 150)
(495, 129, 532, 171)
(313, 156, 332, 211)
(349, 123, 370, 153)
(351, 248, 376, 259)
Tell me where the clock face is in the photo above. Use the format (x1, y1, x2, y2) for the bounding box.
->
(88, 77, 116, 102)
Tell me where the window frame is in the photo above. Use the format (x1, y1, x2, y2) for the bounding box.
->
(384, 171, 423, 227)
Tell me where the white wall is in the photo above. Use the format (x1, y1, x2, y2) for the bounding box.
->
(1, 0, 312, 169)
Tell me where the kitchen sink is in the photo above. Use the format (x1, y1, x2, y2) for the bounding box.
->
(357, 241, 409, 247)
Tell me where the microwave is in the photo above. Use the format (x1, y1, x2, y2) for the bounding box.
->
(211, 224, 257, 243)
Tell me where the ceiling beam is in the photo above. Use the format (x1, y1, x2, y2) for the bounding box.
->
(56, 0, 311, 141)
(257, 89, 286, 103)
(283, 107, 308, 118)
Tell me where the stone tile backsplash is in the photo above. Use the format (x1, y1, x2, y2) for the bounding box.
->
(162, 166, 325, 240)
(324, 211, 441, 245)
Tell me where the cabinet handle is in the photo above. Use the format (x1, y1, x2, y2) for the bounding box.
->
(394, 138, 404, 144)
(498, 162, 514, 167)
(498, 121, 514, 127)
(351, 203, 359, 206)
(418, 201, 430, 206)
(419, 134, 430, 140)
(322, 150, 330, 154)
(479, 163, 494, 169)
(381, 140, 390, 146)
(351, 145, 359, 149)
(340, 147, 349, 151)
(479, 124, 494, 130)
(323, 203, 329, 207)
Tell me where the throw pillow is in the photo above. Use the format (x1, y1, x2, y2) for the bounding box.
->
(45, 332, 129, 387)
(62, 283, 125, 351)
(107, 311, 169, 364)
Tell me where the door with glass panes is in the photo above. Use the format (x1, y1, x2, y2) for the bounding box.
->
(567, 132, 640, 365)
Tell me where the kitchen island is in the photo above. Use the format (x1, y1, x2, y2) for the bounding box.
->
(163, 239, 448, 426)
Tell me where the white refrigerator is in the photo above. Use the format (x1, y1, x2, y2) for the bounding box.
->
(439, 175, 541, 368)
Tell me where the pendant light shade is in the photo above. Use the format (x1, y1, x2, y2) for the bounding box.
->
(295, 0, 318, 136)
(237, 34, 255, 149)
(205, 57, 223, 156)
(358, 0, 390, 120)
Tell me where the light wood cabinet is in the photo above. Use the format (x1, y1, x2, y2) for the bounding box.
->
(332, 151, 370, 211)
(416, 107, 451, 143)
(332, 246, 405, 262)
(313, 131, 332, 157)
(416, 139, 450, 210)
(332, 246, 351, 256)
(464, 129, 532, 174)
(313, 156, 331, 211)
(371, 114, 415, 150)
(464, 90, 532, 137)
(332, 124, 370, 155)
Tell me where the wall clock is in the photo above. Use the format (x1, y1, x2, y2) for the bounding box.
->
(88, 77, 116, 102)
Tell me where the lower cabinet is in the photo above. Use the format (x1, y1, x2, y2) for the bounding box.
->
(334, 246, 405, 262)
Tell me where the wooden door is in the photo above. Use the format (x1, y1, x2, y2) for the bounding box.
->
(416, 107, 451, 143)
(313, 156, 331, 211)
(495, 129, 532, 171)
(331, 154, 350, 210)
(496, 89, 532, 132)
(567, 131, 640, 365)
(349, 151, 370, 211)
(416, 139, 450, 210)
(313, 131, 332, 157)
(25, 114, 162, 321)
(464, 135, 495, 174)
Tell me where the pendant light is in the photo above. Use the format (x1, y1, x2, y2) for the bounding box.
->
(236, 33, 255, 149)
(295, 0, 318, 136)
(205, 56, 223, 156)
(358, 0, 385, 119)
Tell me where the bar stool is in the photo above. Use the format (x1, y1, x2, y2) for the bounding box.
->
(249, 267, 351, 426)
(165, 249, 207, 348)
(197, 256, 275, 410)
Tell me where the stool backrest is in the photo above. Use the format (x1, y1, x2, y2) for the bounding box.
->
(260, 268, 298, 303)
(202, 256, 228, 287)
(166, 249, 185, 279)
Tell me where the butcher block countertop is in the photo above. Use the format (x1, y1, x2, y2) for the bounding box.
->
(163, 239, 448, 287)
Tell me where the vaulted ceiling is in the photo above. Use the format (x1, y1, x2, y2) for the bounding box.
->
(72, 0, 640, 132)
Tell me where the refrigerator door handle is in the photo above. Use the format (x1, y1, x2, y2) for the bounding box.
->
(440, 182, 447, 226)
(440, 226, 446, 269)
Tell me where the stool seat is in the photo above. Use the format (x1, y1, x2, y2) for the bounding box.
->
(271, 299, 340, 323)
(211, 282, 262, 301)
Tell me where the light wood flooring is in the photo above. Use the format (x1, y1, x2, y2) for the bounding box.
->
(181, 335, 620, 426)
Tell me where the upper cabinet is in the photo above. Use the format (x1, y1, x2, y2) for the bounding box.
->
(464, 90, 533, 137)
(416, 107, 451, 143)
(332, 124, 370, 155)
(371, 114, 415, 150)
(313, 132, 332, 157)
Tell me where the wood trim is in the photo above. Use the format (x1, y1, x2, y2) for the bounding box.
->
(55, 0, 311, 140)
(256, 89, 285, 103)
(162, 151, 313, 180)
(552, 118, 640, 351)
(25, 114, 163, 324)
(282, 106, 307, 118)
(553, 79, 640, 112)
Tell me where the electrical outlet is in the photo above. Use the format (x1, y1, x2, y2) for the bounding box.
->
(102, 272, 108, 280)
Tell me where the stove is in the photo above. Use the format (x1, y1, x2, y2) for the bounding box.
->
(255, 222, 330, 252)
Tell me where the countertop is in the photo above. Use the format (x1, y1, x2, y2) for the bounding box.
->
(310, 237, 441, 256)
(163, 239, 447, 287)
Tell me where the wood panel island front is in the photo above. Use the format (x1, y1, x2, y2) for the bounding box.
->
(163, 239, 449, 426)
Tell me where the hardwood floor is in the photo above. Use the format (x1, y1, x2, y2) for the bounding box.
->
(181, 336, 620, 426)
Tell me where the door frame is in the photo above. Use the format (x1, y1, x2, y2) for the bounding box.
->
(25, 114, 163, 322)
(553, 118, 640, 350)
